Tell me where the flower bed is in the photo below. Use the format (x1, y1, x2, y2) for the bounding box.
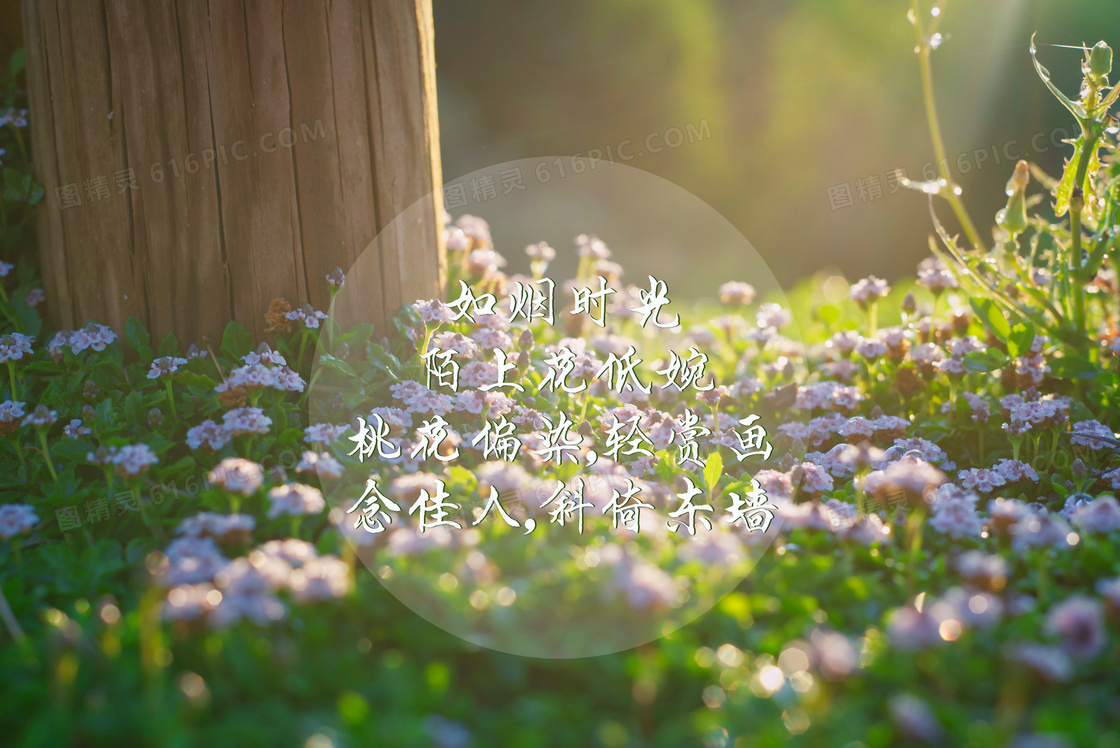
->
(4, 10, 1120, 747)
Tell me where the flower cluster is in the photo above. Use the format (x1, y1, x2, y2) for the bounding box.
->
(48, 323, 117, 358)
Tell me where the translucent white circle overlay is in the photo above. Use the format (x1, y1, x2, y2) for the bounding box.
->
(309, 157, 800, 659)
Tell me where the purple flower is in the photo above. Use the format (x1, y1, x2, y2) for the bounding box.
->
(222, 407, 272, 436)
(929, 497, 983, 539)
(1043, 595, 1107, 659)
(62, 419, 91, 438)
(1010, 513, 1075, 552)
(718, 281, 756, 307)
(916, 257, 957, 294)
(888, 694, 943, 744)
(849, 275, 890, 306)
(0, 333, 34, 364)
(957, 467, 1005, 494)
(186, 420, 231, 451)
(113, 443, 158, 476)
(146, 356, 188, 379)
(295, 451, 343, 480)
(0, 503, 40, 539)
(177, 512, 256, 543)
(886, 605, 943, 651)
(208, 458, 264, 496)
(303, 423, 348, 444)
(1071, 496, 1120, 534)
(288, 555, 352, 603)
(267, 483, 326, 519)
(22, 404, 58, 428)
(955, 550, 1008, 592)
(1007, 642, 1073, 683)
(1070, 420, 1115, 450)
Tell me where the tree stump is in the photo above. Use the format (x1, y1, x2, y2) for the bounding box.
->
(22, 0, 445, 344)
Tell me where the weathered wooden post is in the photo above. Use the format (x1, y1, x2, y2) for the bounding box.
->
(22, 0, 445, 344)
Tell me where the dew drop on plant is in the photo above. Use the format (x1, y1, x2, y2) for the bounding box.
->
(930, 33, 943, 49)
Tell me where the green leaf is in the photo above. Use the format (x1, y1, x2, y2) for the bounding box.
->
(163, 455, 197, 473)
(22, 361, 63, 375)
(107, 341, 124, 370)
(220, 321, 252, 361)
(125, 538, 154, 566)
(157, 332, 180, 357)
(447, 465, 477, 490)
(347, 322, 375, 351)
(969, 298, 1010, 341)
(96, 397, 116, 427)
(1052, 136, 1101, 217)
(655, 455, 676, 486)
(1100, 81, 1120, 113)
(1006, 322, 1036, 359)
(954, 390, 974, 420)
(703, 451, 724, 494)
(9, 48, 25, 77)
(815, 303, 840, 325)
(368, 344, 402, 380)
(317, 353, 358, 378)
(1048, 356, 1098, 380)
(1030, 33, 1088, 121)
(9, 296, 41, 337)
(3, 168, 21, 191)
(51, 438, 96, 464)
(1070, 400, 1096, 423)
(125, 316, 150, 347)
(124, 316, 152, 358)
(1050, 474, 1070, 500)
(963, 349, 1009, 373)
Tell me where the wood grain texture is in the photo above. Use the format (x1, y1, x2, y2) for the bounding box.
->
(23, 0, 445, 345)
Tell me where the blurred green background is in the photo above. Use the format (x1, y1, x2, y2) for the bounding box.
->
(433, 0, 1120, 297)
